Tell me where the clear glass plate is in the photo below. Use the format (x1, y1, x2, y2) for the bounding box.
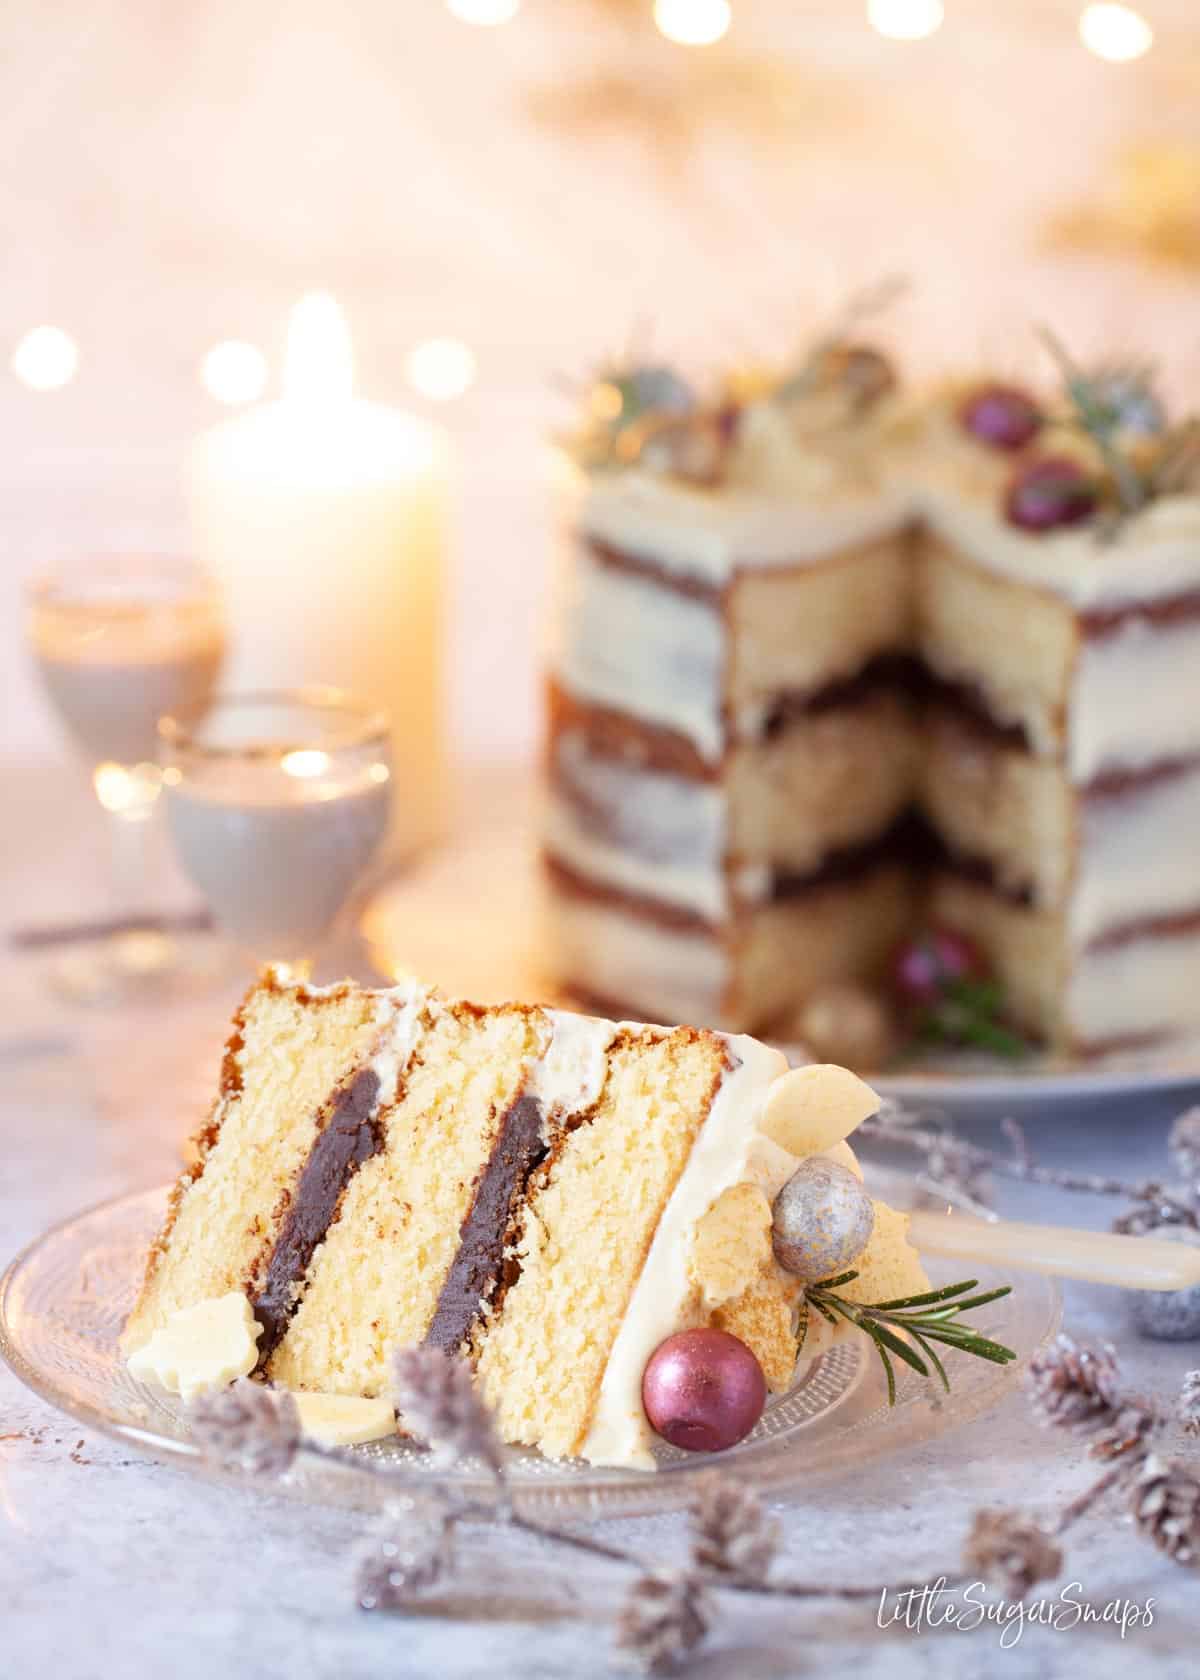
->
(0, 1166, 1060, 1520)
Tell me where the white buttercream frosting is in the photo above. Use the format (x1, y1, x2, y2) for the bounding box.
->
(1070, 616, 1200, 781)
(573, 389, 1200, 611)
(545, 731, 729, 920)
(580, 468, 910, 588)
(1072, 762, 1200, 946)
(918, 478, 1200, 609)
(553, 541, 726, 760)
(523, 1008, 619, 1119)
(897, 388, 1200, 608)
(580, 1031, 793, 1469)
(366, 981, 433, 1106)
(542, 887, 729, 1025)
(1069, 928, 1200, 1045)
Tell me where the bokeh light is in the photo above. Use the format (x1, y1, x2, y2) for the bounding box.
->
(1079, 3, 1153, 62)
(867, 0, 945, 41)
(446, 0, 521, 25)
(405, 337, 477, 401)
(201, 340, 268, 405)
(12, 326, 78, 391)
(653, 0, 732, 48)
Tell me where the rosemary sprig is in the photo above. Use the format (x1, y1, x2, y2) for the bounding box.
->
(915, 977, 1028, 1060)
(804, 1272, 1017, 1405)
(1036, 326, 1149, 517)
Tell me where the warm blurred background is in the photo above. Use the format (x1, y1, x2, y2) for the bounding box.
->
(2, 0, 1198, 769)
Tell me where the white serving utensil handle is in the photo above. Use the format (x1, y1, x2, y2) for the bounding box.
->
(908, 1209, 1200, 1291)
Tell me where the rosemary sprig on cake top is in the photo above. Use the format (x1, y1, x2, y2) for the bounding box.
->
(803, 1273, 1016, 1405)
(1036, 327, 1157, 519)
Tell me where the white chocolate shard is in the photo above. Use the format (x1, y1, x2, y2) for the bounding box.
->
(291, 1392, 398, 1447)
(759, 1064, 880, 1158)
(127, 1292, 261, 1402)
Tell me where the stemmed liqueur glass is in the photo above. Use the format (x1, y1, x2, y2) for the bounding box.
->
(26, 552, 225, 1001)
(158, 689, 393, 974)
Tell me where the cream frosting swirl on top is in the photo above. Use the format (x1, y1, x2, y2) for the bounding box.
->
(570, 381, 1200, 608)
(570, 383, 912, 590)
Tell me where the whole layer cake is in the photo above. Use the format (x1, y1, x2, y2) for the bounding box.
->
(121, 969, 926, 1469)
(544, 338, 1200, 1057)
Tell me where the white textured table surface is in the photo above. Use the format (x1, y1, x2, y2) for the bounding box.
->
(4, 764, 1200, 1679)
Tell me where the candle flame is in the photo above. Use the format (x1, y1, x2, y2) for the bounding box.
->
(284, 293, 354, 405)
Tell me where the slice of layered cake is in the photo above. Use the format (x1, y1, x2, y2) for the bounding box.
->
(546, 331, 1200, 1060)
(545, 340, 916, 1034)
(122, 969, 927, 1469)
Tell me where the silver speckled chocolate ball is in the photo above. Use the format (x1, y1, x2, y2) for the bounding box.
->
(1132, 1227, 1200, 1342)
(772, 1159, 875, 1284)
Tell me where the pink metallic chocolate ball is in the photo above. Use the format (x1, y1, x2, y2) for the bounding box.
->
(959, 383, 1043, 451)
(1005, 457, 1098, 533)
(642, 1329, 767, 1453)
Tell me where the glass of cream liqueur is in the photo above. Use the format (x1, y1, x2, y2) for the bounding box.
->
(27, 552, 226, 1000)
(159, 689, 392, 970)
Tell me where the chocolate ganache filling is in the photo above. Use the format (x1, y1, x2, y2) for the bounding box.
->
(252, 1065, 383, 1362)
(424, 1093, 548, 1355)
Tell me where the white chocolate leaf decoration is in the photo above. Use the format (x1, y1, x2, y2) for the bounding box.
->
(292, 1392, 397, 1447)
(759, 1064, 879, 1158)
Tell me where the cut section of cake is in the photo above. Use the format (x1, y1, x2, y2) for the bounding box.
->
(122, 969, 927, 1469)
(544, 343, 915, 1036)
(545, 339, 1200, 1060)
(913, 376, 1200, 1055)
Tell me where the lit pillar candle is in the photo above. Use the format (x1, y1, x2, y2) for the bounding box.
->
(187, 294, 447, 861)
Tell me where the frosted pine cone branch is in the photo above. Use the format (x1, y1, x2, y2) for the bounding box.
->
(1111, 1190, 1198, 1237)
(690, 1476, 780, 1586)
(1088, 1396, 1161, 1462)
(962, 1509, 1062, 1600)
(1178, 1370, 1200, 1437)
(187, 1378, 300, 1477)
(615, 1571, 712, 1675)
(1131, 1455, 1200, 1568)
(1026, 1334, 1122, 1436)
(1169, 1108, 1200, 1188)
(390, 1347, 504, 1478)
(356, 1497, 454, 1611)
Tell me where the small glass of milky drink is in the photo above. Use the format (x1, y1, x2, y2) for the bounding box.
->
(27, 552, 225, 1000)
(159, 690, 392, 970)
